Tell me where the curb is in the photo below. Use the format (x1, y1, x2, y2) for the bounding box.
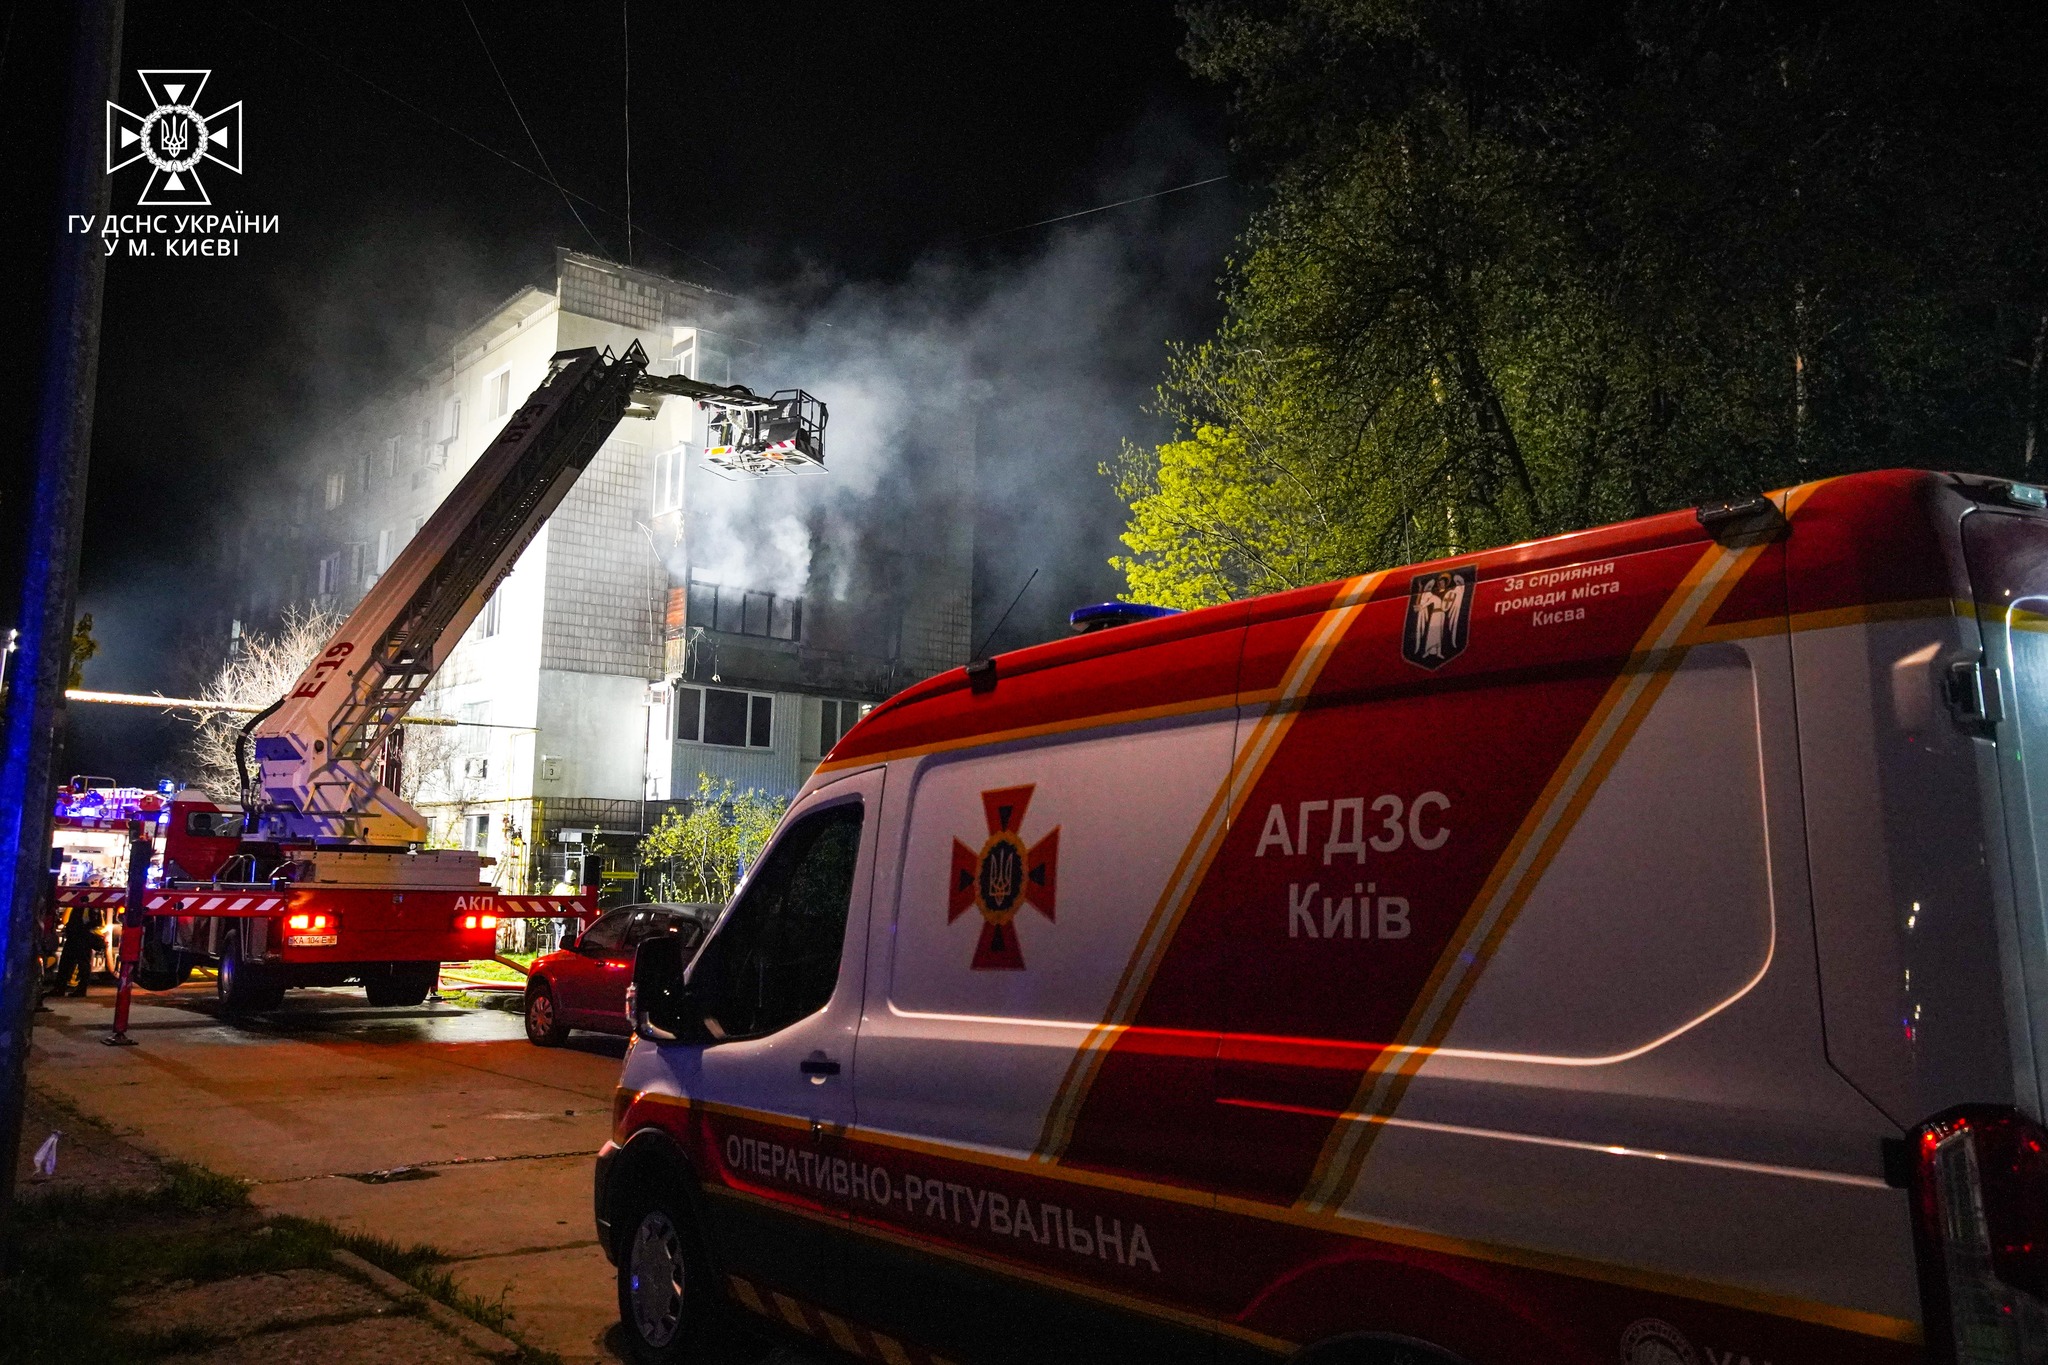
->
(330, 1248, 522, 1360)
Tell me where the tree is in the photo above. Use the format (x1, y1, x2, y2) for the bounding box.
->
(639, 774, 787, 906)
(1113, 0, 2048, 606)
(66, 614, 98, 690)
(180, 610, 337, 798)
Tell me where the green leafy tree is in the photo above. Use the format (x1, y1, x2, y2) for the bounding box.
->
(1114, 0, 2048, 606)
(639, 774, 787, 906)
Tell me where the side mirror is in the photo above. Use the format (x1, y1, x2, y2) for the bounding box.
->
(632, 936, 711, 1044)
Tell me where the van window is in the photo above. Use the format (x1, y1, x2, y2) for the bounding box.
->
(691, 803, 863, 1040)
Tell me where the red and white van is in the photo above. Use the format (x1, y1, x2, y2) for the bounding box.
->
(597, 469, 2048, 1365)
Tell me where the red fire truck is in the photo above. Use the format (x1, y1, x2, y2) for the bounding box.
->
(99, 343, 825, 1012)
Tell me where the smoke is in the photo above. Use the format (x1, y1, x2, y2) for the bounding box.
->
(697, 113, 1243, 652)
(69, 113, 1242, 782)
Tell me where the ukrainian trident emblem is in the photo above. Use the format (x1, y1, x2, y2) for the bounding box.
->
(949, 786, 1059, 970)
(106, 69, 244, 207)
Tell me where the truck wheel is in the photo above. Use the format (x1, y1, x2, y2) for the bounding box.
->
(216, 931, 284, 1014)
(614, 1179, 720, 1364)
(525, 980, 568, 1046)
(364, 962, 437, 1007)
(135, 925, 191, 992)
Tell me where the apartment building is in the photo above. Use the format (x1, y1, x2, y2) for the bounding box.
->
(252, 250, 973, 893)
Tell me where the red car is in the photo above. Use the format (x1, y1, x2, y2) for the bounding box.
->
(523, 903, 713, 1045)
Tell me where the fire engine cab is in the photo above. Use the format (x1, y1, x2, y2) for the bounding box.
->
(123, 343, 827, 1012)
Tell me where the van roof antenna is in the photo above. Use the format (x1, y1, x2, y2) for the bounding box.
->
(973, 568, 1038, 661)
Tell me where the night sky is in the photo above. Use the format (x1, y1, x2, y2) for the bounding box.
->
(3, 2, 1243, 784)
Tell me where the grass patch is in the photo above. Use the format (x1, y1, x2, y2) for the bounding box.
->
(443, 958, 533, 985)
(322, 1227, 523, 1337)
(4, 1170, 562, 1364)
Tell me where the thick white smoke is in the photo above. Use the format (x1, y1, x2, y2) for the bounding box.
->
(685, 119, 1241, 649)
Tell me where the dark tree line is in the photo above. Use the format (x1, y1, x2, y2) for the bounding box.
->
(1114, 0, 2048, 606)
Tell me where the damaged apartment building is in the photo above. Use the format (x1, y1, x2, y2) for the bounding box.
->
(242, 249, 973, 893)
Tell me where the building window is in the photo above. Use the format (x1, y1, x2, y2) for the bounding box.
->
(691, 687, 773, 749)
(376, 527, 396, 574)
(324, 470, 345, 509)
(703, 689, 748, 747)
(354, 453, 371, 495)
(466, 813, 489, 849)
(439, 395, 462, 447)
(346, 543, 366, 586)
(487, 367, 512, 420)
(818, 699, 869, 753)
(653, 445, 691, 514)
(478, 584, 503, 638)
(383, 435, 401, 475)
(687, 568, 800, 641)
(317, 552, 342, 596)
(463, 755, 490, 781)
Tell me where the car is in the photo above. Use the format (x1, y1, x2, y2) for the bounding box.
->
(598, 470, 2048, 1365)
(523, 903, 713, 1046)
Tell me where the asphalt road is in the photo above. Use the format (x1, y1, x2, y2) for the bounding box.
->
(25, 978, 819, 1365)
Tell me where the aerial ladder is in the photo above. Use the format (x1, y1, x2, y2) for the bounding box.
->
(116, 341, 827, 1012)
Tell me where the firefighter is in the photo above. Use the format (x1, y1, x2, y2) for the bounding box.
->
(54, 899, 104, 997)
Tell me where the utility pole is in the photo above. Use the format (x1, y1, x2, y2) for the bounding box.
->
(0, 0, 124, 1204)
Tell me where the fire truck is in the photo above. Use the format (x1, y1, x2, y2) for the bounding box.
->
(112, 343, 826, 1012)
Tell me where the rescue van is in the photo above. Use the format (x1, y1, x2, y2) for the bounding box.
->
(597, 469, 2048, 1365)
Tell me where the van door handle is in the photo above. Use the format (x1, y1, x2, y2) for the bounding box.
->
(800, 1058, 840, 1077)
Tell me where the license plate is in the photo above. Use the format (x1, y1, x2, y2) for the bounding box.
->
(287, 934, 338, 947)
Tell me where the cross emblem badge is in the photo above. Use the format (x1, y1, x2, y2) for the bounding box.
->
(948, 785, 1058, 970)
(106, 70, 244, 206)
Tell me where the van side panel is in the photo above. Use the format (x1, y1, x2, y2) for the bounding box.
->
(1790, 475, 2020, 1128)
(1040, 519, 1913, 1362)
(613, 471, 2009, 1365)
(1961, 508, 2048, 1119)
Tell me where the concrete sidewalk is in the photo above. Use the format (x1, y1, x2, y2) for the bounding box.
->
(28, 982, 630, 1364)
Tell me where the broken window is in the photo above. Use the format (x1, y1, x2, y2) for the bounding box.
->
(685, 567, 802, 642)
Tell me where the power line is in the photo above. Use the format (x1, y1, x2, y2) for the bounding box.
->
(959, 174, 1231, 245)
(230, 6, 729, 277)
(458, 0, 606, 257)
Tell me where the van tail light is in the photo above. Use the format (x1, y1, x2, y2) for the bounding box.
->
(1909, 1105, 2048, 1362)
(456, 914, 499, 931)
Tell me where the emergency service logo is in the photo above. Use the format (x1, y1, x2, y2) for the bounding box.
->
(1403, 564, 1475, 670)
(106, 70, 243, 206)
(948, 785, 1058, 970)
(1619, 1319, 1698, 1365)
